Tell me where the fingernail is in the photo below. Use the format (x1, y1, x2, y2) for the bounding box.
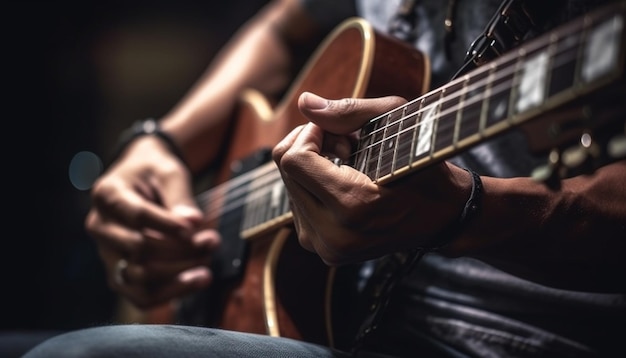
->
(172, 205, 202, 237)
(172, 204, 201, 219)
(180, 267, 210, 286)
(302, 92, 328, 110)
(194, 230, 220, 248)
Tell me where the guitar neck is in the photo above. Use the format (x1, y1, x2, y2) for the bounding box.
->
(198, 160, 290, 239)
(354, 2, 626, 183)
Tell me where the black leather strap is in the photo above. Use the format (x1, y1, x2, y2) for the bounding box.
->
(110, 118, 187, 168)
(425, 168, 483, 250)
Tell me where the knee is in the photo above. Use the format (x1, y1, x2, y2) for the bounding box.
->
(23, 325, 147, 358)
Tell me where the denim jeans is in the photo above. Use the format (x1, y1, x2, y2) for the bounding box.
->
(22, 324, 414, 358)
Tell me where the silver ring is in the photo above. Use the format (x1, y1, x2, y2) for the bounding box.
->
(114, 258, 128, 285)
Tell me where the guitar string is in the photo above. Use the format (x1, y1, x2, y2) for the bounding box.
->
(356, 26, 583, 151)
(194, 12, 611, 230)
(357, 7, 617, 158)
(196, 162, 280, 219)
(198, 166, 278, 205)
(352, 25, 593, 177)
(203, 171, 285, 233)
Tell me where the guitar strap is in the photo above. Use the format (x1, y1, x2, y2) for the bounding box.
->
(455, 0, 567, 78)
(351, 0, 567, 352)
(389, 0, 567, 77)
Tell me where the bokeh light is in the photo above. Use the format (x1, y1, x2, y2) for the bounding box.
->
(69, 151, 103, 191)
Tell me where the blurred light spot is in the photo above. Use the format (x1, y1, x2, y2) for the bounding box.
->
(69, 151, 103, 191)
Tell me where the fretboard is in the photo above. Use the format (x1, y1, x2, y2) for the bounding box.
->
(353, 4, 625, 183)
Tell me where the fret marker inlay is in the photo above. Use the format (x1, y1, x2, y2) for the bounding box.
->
(270, 181, 283, 209)
(582, 14, 623, 83)
(415, 102, 438, 157)
(516, 51, 549, 113)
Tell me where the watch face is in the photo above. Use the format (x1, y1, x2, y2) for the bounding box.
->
(140, 118, 159, 134)
(133, 118, 158, 135)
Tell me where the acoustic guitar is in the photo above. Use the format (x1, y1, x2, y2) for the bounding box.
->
(140, 1, 626, 350)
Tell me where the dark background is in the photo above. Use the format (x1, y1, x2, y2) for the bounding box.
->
(4, 0, 269, 332)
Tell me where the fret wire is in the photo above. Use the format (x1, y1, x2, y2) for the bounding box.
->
(385, 108, 407, 177)
(365, 114, 386, 177)
(456, 71, 486, 142)
(254, 187, 269, 229)
(358, 120, 378, 176)
(281, 186, 290, 216)
(245, 174, 284, 228)
(436, 80, 466, 151)
(261, 186, 272, 223)
(454, 76, 469, 146)
(574, 15, 591, 88)
(391, 106, 407, 174)
(375, 112, 391, 179)
(480, 64, 496, 134)
(547, 32, 580, 96)
(247, 193, 259, 230)
(508, 46, 526, 119)
(242, 198, 251, 230)
(363, 122, 375, 177)
(246, 184, 260, 231)
(543, 33, 558, 113)
(408, 98, 424, 169)
(391, 101, 425, 167)
(485, 68, 515, 126)
(430, 89, 445, 157)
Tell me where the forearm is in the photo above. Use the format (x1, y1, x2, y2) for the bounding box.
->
(446, 160, 626, 291)
(159, 0, 318, 173)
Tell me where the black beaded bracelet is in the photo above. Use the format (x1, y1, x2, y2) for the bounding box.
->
(109, 118, 187, 168)
(426, 168, 483, 250)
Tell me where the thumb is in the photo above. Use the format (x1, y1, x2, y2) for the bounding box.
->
(154, 159, 203, 226)
(297, 92, 407, 134)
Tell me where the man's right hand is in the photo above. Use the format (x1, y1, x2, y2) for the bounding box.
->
(85, 135, 221, 309)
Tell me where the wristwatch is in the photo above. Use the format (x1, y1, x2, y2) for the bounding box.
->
(110, 118, 187, 167)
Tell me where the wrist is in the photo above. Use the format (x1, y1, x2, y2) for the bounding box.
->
(111, 118, 188, 169)
(425, 168, 483, 251)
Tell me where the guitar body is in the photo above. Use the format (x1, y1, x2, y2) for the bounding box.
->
(196, 17, 429, 347)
